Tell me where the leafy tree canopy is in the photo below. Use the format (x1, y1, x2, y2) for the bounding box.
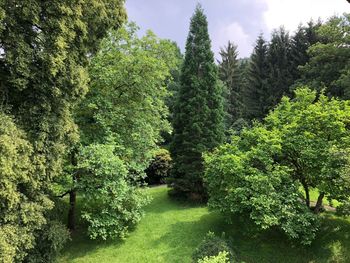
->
(0, 0, 126, 260)
(204, 87, 350, 245)
(300, 14, 350, 98)
(59, 23, 180, 239)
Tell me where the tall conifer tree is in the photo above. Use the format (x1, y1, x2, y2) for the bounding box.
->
(218, 41, 241, 127)
(243, 35, 269, 120)
(266, 27, 293, 109)
(169, 5, 224, 200)
(290, 21, 320, 82)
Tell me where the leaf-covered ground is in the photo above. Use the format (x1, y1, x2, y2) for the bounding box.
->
(57, 186, 350, 263)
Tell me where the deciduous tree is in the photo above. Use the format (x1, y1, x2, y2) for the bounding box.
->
(0, 1, 126, 260)
(205, 87, 350, 245)
(60, 23, 179, 238)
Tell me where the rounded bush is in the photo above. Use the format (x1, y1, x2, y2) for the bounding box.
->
(145, 149, 172, 185)
(192, 232, 235, 263)
(198, 251, 230, 263)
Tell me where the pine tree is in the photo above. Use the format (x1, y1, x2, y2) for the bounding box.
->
(243, 35, 269, 120)
(218, 41, 241, 128)
(290, 21, 320, 82)
(169, 5, 225, 200)
(290, 25, 310, 81)
(266, 27, 293, 109)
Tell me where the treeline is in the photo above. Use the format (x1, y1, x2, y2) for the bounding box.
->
(168, 8, 350, 199)
(218, 15, 350, 125)
(168, 6, 350, 247)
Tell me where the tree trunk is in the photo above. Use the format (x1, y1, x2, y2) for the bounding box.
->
(314, 192, 325, 214)
(68, 189, 76, 231)
(68, 147, 78, 231)
(302, 181, 310, 208)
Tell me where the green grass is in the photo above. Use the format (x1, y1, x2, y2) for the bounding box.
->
(300, 187, 341, 207)
(58, 186, 350, 263)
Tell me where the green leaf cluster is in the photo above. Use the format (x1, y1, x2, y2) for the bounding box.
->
(204, 87, 350, 245)
(0, 112, 50, 262)
(72, 23, 179, 239)
(300, 14, 350, 98)
(77, 144, 150, 240)
(197, 251, 230, 263)
(0, 0, 126, 260)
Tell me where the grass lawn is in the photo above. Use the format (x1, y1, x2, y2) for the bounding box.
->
(300, 187, 341, 208)
(57, 186, 350, 263)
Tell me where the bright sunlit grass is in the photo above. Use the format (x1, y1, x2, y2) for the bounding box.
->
(57, 186, 350, 263)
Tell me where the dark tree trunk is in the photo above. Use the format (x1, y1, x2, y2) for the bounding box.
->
(302, 181, 310, 208)
(68, 189, 76, 231)
(314, 192, 325, 214)
(67, 147, 78, 231)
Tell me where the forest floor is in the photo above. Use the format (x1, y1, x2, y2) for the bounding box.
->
(57, 186, 350, 263)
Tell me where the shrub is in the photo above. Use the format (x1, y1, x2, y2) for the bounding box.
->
(192, 232, 235, 263)
(24, 220, 70, 263)
(145, 149, 172, 185)
(198, 251, 230, 263)
(78, 144, 150, 240)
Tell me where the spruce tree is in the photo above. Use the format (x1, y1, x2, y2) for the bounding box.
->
(266, 27, 293, 109)
(169, 5, 225, 200)
(290, 25, 310, 81)
(290, 21, 320, 82)
(218, 41, 241, 128)
(243, 35, 269, 120)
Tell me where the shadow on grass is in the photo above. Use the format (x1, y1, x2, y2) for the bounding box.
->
(59, 227, 126, 262)
(144, 186, 208, 214)
(152, 211, 350, 263)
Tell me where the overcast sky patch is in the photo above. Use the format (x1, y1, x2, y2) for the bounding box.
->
(125, 0, 349, 58)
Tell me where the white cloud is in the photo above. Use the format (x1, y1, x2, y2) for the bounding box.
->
(212, 22, 251, 58)
(263, 0, 350, 33)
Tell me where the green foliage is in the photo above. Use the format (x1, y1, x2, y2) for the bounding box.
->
(80, 23, 178, 174)
(289, 21, 320, 81)
(69, 23, 179, 239)
(197, 251, 230, 263)
(164, 42, 183, 143)
(145, 149, 172, 185)
(169, 5, 225, 199)
(266, 88, 350, 207)
(218, 41, 242, 127)
(25, 220, 70, 263)
(77, 144, 150, 240)
(266, 27, 293, 108)
(0, 0, 126, 259)
(300, 14, 350, 98)
(243, 22, 319, 121)
(0, 112, 50, 262)
(192, 232, 235, 263)
(336, 201, 350, 217)
(205, 87, 350, 245)
(204, 125, 319, 245)
(243, 35, 269, 120)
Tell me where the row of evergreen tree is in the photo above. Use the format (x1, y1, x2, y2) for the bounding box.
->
(219, 21, 320, 124)
(168, 5, 350, 200)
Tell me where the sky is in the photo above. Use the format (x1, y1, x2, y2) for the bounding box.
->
(125, 0, 349, 59)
